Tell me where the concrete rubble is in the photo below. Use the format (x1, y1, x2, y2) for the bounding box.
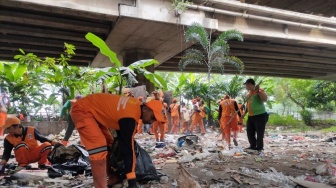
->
(0, 129, 335, 187)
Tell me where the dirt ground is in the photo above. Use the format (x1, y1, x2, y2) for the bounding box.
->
(0, 129, 335, 188)
(135, 130, 336, 188)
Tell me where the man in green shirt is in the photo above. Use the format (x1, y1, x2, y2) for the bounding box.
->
(243, 79, 268, 154)
(58, 95, 82, 146)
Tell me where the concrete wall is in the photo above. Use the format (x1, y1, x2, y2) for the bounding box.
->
(21, 121, 67, 136)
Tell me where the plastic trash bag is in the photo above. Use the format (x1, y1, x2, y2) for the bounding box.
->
(47, 144, 91, 178)
(108, 138, 164, 182)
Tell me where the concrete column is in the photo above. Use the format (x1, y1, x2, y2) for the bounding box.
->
(122, 49, 154, 93)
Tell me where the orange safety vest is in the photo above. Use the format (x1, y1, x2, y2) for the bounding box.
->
(170, 103, 179, 117)
(6, 126, 39, 149)
(220, 99, 236, 117)
(75, 94, 142, 129)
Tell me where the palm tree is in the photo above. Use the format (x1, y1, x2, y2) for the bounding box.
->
(180, 23, 244, 123)
(212, 75, 245, 99)
(179, 22, 244, 86)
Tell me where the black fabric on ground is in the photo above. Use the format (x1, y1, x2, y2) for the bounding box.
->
(47, 144, 91, 178)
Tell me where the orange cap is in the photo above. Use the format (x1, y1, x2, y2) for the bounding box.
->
(2, 115, 20, 129)
(145, 97, 165, 123)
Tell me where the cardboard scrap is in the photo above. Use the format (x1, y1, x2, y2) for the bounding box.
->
(290, 177, 333, 188)
(177, 164, 202, 188)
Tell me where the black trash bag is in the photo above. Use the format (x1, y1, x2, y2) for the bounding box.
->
(47, 144, 91, 178)
(108, 138, 163, 182)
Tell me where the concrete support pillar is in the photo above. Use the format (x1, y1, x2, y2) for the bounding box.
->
(122, 49, 154, 93)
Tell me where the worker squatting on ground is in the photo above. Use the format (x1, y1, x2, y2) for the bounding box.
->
(70, 93, 165, 188)
(218, 95, 242, 148)
(0, 115, 59, 170)
(58, 95, 82, 146)
(169, 98, 180, 134)
(244, 78, 268, 154)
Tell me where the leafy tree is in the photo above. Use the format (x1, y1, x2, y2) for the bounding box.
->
(306, 80, 336, 112)
(179, 22, 244, 86)
(85, 32, 167, 94)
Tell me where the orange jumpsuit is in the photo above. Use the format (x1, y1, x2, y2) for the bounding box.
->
(153, 102, 167, 141)
(219, 99, 239, 145)
(237, 103, 245, 132)
(71, 94, 141, 187)
(169, 103, 179, 134)
(4, 127, 52, 167)
(0, 112, 6, 136)
(189, 108, 205, 134)
(137, 119, 143, 134)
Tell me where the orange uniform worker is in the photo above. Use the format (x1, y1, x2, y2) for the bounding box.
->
(189, 99, 205, 135)
(136, 96, 144, 134)
(169, 98, 180, 134)
(71, 94, 165, 188)
(0, 115, 58, 169)
(152, 99, 168, 142)
(179, 102, 190, 134)
(0, 105, 7, 136)
(218, 95, 242, 148)
(237, 98, 245, 133)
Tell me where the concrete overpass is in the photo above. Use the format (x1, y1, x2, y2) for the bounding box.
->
(1, 0, 336, 80)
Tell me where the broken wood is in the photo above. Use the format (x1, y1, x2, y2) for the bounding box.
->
(177, 163, 202, 188)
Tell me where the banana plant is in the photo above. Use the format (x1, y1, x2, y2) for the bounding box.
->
(85, 32, 167, 94)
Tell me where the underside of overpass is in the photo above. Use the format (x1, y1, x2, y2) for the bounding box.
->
(0, 0, 336, 81)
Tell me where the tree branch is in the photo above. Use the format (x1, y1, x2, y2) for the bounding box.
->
(287, 93, 305, 110)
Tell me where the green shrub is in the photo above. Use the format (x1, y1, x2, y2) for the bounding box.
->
(268, 113, 301, 127)
(300, 110, 313, 126)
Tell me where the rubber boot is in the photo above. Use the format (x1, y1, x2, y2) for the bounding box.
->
(90, 160, 107, 188)
(61, 140, 69, 146)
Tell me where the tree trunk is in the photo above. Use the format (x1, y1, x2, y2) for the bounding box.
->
(207, 69, 212, 126)
(287, 93, 305, 110)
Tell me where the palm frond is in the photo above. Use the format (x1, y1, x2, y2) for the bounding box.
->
(224, 56, 244, 74)
(216, 29, 244, 42)
(179, 49, 205, 70)
(209, 42, 230, 61)
(185, 22, 210, 51)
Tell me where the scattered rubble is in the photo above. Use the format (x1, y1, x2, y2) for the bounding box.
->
(0, 129, 335, 187)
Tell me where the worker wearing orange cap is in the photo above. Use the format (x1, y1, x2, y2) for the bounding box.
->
(71, 93, 165, 188)
(0, 115, 59, 170)
(169, 98, 180, 134)
(152, 100, 167, 142)
(189, 99, 205, 135)
(218, 95, 242, 148)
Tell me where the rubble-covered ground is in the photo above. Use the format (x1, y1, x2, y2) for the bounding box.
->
(1, 128, 336, 188)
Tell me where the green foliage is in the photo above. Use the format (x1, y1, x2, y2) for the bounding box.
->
(306, 80, 336, 112)
(321, 126, 336, 133)
(171, 0, 192, 13)
(267, 113, 301, 127)
(85, 32, 167, 94)
(300, 110, 313, 126)
(180, 22, 244, 75)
